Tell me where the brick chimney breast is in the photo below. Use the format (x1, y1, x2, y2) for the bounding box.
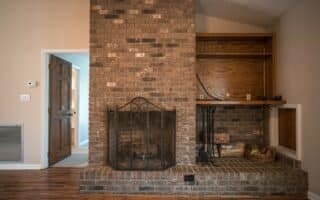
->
(89, 0, 196, 166)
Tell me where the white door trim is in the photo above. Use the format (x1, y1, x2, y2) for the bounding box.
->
(40, 49, 89, 169)
(269, 104, 302, 161)
(71, 66, 80, 149)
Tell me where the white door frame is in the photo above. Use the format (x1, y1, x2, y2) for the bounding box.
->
(71, 66, 80, 149)
(40, 49, 89, 169)
(269, 104, 303, 161)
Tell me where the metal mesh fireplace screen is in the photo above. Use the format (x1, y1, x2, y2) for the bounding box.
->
(108, 97, 176, 170)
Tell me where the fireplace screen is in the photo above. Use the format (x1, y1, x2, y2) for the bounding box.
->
(108, 97, 176, 170)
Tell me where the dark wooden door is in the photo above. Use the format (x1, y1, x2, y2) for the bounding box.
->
(49, 55, 72, 166)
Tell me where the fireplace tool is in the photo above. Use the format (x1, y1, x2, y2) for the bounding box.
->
(198, 105, 217, 164)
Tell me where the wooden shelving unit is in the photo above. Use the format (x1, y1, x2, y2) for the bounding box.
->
(196, 32, 276, 101)
(197, 52, 272, 59)
(196, 100, 286, 106)
(195, 33, 284, 163)
(196, 32, 274, 39)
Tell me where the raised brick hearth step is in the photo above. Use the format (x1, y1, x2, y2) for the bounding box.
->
(80, 158, 307, 197)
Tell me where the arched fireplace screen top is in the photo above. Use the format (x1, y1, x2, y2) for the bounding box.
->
(117, 96, 164, 112)
(108, 97, 176, 171)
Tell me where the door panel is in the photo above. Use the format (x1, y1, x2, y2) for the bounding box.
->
(49, 55, 72, 166)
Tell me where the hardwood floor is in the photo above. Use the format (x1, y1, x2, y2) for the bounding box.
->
(0, 168, 306, 200)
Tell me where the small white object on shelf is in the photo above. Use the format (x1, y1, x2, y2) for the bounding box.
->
(246, 93, 252, 101)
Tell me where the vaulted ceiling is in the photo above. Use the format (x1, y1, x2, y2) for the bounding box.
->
(196, 0, 299, 26)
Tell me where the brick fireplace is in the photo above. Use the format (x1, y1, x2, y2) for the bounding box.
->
(89, 0, 196, 167)
(82, 0, 308, 197)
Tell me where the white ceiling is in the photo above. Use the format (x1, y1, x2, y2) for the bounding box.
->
(196, 0, 299, 26)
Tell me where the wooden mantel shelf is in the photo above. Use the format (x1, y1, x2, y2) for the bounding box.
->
(196, 100, 286, 106)
(196, 52, 272, 58)
(196, 32, 273, 39)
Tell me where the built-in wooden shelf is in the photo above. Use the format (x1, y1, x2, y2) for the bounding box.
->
(196, 100, 286, 106)
(196, 32, 275, 100)
(196, 52, 272, 59)
(196, 33, 274, 40)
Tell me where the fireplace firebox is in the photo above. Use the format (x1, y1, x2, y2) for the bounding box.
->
(108, 97, 176, 170)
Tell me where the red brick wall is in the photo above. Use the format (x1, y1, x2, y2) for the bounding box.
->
(89, 0, 196, 166)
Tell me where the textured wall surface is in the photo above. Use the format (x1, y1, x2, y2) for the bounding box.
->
(89, 0, 196, 166)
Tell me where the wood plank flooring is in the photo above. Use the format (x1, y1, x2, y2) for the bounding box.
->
(0, 168, 306, 200)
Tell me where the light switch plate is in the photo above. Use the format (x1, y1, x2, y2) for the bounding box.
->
(20, 94, 31, 102)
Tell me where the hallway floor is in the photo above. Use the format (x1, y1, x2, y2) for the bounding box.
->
(52, 153, 88, 168)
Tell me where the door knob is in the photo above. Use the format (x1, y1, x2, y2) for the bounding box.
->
(63, 112, 73, 116)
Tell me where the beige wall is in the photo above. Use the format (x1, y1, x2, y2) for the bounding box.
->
(275, 0, 320, 195)
(196, 14, 270, 33)
(0, 0, 89, 164)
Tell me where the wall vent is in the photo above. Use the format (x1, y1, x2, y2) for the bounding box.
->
(0, 125, 23, 162)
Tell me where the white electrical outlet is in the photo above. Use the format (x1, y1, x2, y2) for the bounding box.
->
(20, 94, 31, 102)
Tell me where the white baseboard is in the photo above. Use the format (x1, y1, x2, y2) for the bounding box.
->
(0, 164, 42, 170)
(309, 191, 320, 200)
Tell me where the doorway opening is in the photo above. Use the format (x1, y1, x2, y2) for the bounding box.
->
(47, 52, 89, 168)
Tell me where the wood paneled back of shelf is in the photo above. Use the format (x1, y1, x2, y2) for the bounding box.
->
(196, 33, 274, 100)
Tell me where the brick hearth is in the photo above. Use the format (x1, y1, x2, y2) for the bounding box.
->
(80, 158, 307, 196)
